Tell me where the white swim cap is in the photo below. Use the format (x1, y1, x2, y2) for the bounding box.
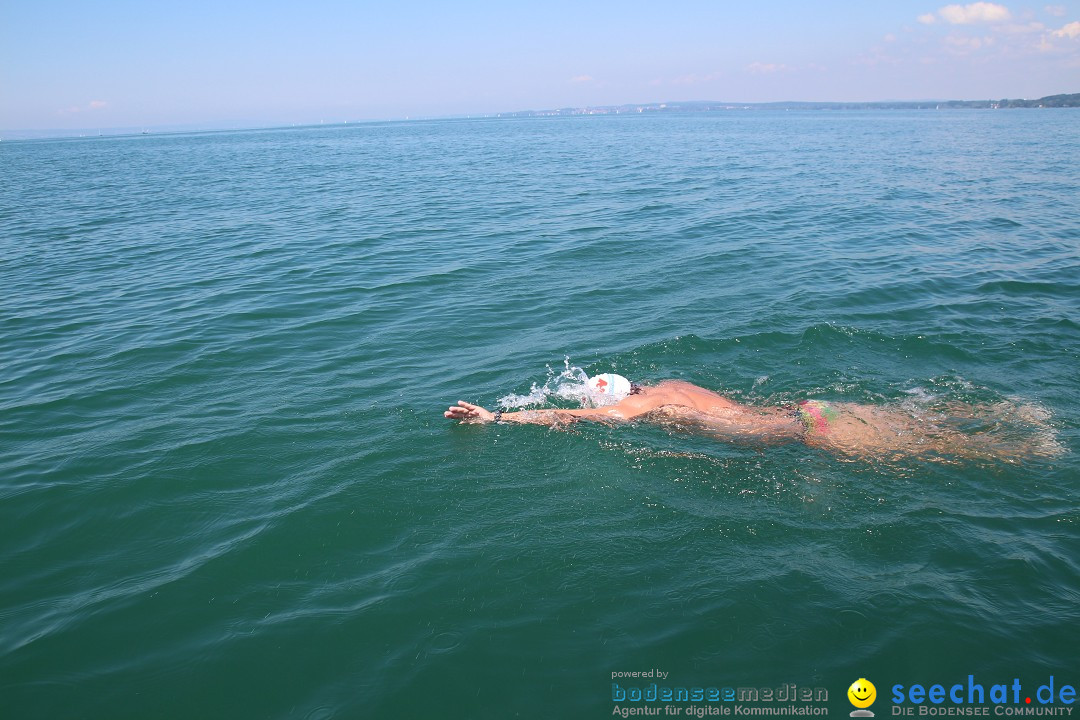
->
(588, 373, 632, 400)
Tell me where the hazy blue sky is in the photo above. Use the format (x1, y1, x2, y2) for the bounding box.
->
(2, 0, 1078, 130)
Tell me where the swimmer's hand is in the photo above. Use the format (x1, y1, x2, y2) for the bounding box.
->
(444, 401, 495, 423)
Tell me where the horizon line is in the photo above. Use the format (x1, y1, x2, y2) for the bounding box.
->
(4, 92, 1076, 142)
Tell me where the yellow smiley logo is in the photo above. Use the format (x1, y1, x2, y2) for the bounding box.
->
(848, 678, 877, 709)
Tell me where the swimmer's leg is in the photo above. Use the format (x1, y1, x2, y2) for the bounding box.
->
(806, 402, 1063, 462)
(928, 399, 1063, 459)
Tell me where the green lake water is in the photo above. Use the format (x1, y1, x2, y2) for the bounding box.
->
(1, 110, 1077, 718)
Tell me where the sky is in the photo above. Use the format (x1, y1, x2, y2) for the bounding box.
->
(2, 0, 1079, 131)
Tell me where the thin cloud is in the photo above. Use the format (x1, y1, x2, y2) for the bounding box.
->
(669, 72, 724, 86)
(1052, 20, 1080, 38)
(58, 100, 109, 115)
(1044, 5, 1066, 17)
(745, 62, 789, 74)
(944, 33, 993, 52)
(940, 2, 1012, 24)
(896, 3, 1074, 65)
(569, 75, 593, 84)
(920, 2, 1012, 25)
(996, 21, 1045, 34)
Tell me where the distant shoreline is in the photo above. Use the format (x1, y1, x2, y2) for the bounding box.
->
(3, 93, 1076, 142)
(497, 92, 1080, 118)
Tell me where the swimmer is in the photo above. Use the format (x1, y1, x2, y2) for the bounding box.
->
(444, 377, 1062, 462)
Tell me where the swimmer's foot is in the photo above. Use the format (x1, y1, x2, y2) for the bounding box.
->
(998, 399, 1064, 457)
(1003, 397, 1053, 425)
(1028, 429, 1066, 458)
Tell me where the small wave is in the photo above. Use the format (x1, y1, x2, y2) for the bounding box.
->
(902, 387, 941, 405)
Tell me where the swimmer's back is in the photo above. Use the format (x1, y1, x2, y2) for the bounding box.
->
(636, 381, 740, 415)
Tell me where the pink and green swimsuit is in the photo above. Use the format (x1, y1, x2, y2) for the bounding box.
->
(797, 400, 838, 435)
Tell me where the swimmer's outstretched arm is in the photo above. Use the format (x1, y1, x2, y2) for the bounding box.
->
(444, 400, 640, 425)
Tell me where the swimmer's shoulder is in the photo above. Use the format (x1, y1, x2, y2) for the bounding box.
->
(612, 388, 673, 418)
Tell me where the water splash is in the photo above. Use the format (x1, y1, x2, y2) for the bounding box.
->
(496, 358, 624, 409)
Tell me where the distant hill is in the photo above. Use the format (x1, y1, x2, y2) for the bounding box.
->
(499, 93, 1080, 117)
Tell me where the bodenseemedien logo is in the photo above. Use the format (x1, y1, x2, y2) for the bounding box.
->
(849, 678, 877, 717)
